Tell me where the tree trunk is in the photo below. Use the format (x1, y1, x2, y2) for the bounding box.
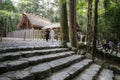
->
(69, 0, 78, 48)
(87, 0, 93, 53)
(0, 28, 2, 42)
(92, 0, 99, 56)
(0, 17, 3, 42)
(60, 0, 69, 47)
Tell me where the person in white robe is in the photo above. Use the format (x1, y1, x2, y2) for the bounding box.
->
(50, 29, 55, 42)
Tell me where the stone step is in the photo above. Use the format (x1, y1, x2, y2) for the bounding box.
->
(47, 55, 84, 73)
(0, 77, 12, 80)
(0, 55, 84, 80)
(45, 59, 93, 80)
(0, 46, 60, 53)
(97, 69, 114, 80)
(0, 48, 69, 62)
(0, 51, 75, 74)
(72, 64, 101, 80)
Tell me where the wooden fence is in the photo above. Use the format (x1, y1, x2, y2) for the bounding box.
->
(6, 29, 61, 40)
(7, 29, 45, 40)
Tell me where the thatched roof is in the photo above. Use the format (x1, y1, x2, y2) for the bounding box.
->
(42, 23, 60, 29)
(25, 13, 51, 27)
(18, 13, 52, 29)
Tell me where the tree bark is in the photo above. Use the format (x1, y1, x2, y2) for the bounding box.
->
(0, 17, 3, 42)
(60, 0, 69, 47)
(69, 0, 78, 48)
(92, 0, 99, 55)
(0, 27, 2, 42)
(87, 0, 93, 53)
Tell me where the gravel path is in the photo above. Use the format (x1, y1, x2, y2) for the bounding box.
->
(0, 38, 60, 48)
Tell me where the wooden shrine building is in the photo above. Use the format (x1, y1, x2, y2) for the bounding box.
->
(17, 13, 61, 40)
(9, 13, 80, 40)
(18, 13, 52, 30)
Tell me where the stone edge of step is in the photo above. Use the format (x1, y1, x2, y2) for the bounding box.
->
(0, 55, 84, 80)
(0, 48, 69, 62)
(0, 46, 61, 53)
(45, 59, 93, 80)
(97, 68, 114, 80)
(72, 64, 101, 80)
(0, 51, 75, 74)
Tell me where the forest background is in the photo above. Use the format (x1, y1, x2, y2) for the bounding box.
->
(0, 0, 120, 42)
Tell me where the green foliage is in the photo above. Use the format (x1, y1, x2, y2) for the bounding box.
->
(0, 0, 16, 12)
(103, 1, 120, 41)
(97, 0, 120, 42)
(17, 0, 60, 22)
(76, 0, 88, 33)
(0, 10, 21, 36)
(61, 0, 67, 4)
(17, 0, 32, 13)
(103, 0, 110, 9)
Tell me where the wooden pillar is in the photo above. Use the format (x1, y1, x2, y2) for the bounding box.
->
(24, 29, 26, 41)
(41, 30, 43, 40)
(33, 29, 34, 40)
(38, 29, 40, 40)
(39, 30, 41, 39)
(30, 29, 31, 40)
(37, 30, 38, 40)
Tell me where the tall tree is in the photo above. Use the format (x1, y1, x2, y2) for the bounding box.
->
(87, 0, 93, 53)
(103, 0, 120, 41)
(0, 10, 21, 36)
(17, 0, 32, 13)
(76, 0, 88, 33)
(17, 0, 60, 22)
(104, 0, 110, 9)
(92, 0, 99, 55)
(69, 0, 78, 48)
(60, 0, 69, 47)
(0, 0, 16, 12)
(0, 17, 3, 42)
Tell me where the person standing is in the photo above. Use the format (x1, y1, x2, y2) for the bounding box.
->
(108, 40, 114, 53)
(45, 29, 50, 41)
(50, 28, 55, 42)
(117, 41, 120, 53)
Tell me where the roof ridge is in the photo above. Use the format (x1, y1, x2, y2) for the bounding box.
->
(23, 13, 51, 23)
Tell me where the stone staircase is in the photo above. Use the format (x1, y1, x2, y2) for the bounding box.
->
(0, 46, 119, 80)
